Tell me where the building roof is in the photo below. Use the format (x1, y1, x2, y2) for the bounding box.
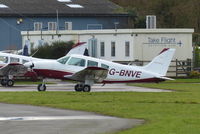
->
(0, 0, 127, 17)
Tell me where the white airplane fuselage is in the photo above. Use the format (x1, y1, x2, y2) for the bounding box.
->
(30, 54, 165, 83)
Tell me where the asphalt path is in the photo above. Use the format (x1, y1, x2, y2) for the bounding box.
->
(0, 103, 144, 134)
(0, 83, 171, 92)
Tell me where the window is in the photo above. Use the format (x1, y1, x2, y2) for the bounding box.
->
(34, 22, 42, 31)
(22, 60, 29, 64)
(68, 57, 85, 67)
(0, 56, 8, 63)
(101, 64, 109, 69)
(87, 60, 98, 67)
(111, 42, 115, 57)
(10, 57, 19, 63)
(48, 22, 57, 31)
(0, 4, 8, 8)
(65, 22, 72, 30)
(57, 56, 70, 64)
(100, 42, 105, 57)
(125, 41, 130, 57)
(66, 4, 84, 8)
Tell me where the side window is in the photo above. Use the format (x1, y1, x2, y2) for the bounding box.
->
(10, 57, 19, 63)
(0, 56, 8, 63)
(68, 57, 85, 67)
(22, 60, 29, 64)
(88, 60, 98, 67)
(101, 63, 109, 69)
(57, 56, 70, 64)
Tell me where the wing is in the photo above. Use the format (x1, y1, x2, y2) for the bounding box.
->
(64, 67, 108, 83)
(0, 63, 28, 76)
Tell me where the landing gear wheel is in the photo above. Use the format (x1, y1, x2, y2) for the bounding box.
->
(74, 84, 83, 92)
(7, 79, 14, 87)
(1, 79, 7, 86)
(83, 85, 91, 92)
(37, 84, 46, 91)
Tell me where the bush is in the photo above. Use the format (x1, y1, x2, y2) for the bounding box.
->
(189, 71, 200, 78)
(31, 41, 74, 59)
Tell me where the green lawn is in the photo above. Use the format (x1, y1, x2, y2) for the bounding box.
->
(0, 79, 200, 134)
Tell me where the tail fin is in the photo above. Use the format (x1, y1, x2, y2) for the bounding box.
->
(67, 42, 89, 56)
(142, 48, 175, 76)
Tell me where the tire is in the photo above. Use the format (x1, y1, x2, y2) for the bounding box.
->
(1, 79, 7, 87)
(83, 85, 91, 92)
(37, 84, 46, 91)
(7, 79, 14, 87)
(74, 84, 83, 92)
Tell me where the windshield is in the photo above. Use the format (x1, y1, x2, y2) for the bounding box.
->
(57, 56, 70, 64)
(0, 56, 8, 63)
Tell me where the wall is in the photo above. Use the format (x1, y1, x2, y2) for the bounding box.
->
(0, 16, 128, 50)
(21, 29, 194, 62)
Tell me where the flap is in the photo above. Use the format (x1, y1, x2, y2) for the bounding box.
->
(64, 66, 108, 82)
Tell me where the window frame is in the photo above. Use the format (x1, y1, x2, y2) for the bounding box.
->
(111, 41, 116, 57)
(125, 41, 130, 57)
(34, 22, 43, 31)
(65, 22, 72, 30)
(48, 22, 57, 31)
(100, 42, 105, 57)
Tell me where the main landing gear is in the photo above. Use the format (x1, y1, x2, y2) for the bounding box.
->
(74, 84, 91, 92)
(1, 79, 14, 87)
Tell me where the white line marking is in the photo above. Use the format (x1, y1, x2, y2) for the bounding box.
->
(0, 115, 114, 121)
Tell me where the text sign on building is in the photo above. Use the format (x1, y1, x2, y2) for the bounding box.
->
(143, 37, 183, 47)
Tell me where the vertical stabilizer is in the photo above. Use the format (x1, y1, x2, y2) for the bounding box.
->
(142, 48, 175, 76)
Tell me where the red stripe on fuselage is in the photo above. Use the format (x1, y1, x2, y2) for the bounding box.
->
(33, 69, 73, 79)
(103, 78, 165, 83)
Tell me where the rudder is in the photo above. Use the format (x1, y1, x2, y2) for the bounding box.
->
(142, 48, 175, 76)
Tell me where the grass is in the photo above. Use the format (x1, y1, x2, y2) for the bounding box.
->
(0, 79, 199, 134)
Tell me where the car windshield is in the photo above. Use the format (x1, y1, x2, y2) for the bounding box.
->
(57, 56, 70, 64)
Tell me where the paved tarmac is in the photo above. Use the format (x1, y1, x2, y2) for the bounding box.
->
(0, 103, 144, 134)
(0, 83, 171, 92)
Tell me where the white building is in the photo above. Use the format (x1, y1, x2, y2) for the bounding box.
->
(21, 29, 194, 76)
(21, 29, 193, 61)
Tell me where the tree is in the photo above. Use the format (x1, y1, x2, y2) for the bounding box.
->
(31, 41, 74, 59)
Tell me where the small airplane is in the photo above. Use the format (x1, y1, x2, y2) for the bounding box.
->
(24, 47, 175, 92)
(0, 42, 87, 87)
(0, 52, 42, 86)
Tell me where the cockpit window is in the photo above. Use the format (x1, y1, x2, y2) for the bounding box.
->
(68, 57, 85, 67)
(0, 56, 8, 63)
(10, 57, 20, 63)
(57, 56, 70, 64)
